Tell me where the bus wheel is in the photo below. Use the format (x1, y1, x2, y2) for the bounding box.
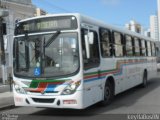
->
(141, 71, 147, 88)
(100, 81, 114, 106)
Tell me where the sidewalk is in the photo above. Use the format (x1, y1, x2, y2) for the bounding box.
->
(0, 67, 15, 111)
(0, 91, 14, 111)
(0, 84, 14, 111)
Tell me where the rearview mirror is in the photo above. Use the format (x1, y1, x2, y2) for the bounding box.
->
(88, 32, 94, 44)
(84, 35, 90, 59)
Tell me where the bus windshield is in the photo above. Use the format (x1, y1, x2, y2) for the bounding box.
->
(13, 32, 79, 78)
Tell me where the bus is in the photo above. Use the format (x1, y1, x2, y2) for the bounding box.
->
(13, 13, 157, 109)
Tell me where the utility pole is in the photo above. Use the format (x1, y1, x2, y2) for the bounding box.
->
(0, 9, 8, 84)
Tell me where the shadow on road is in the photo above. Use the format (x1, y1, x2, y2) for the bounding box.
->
(31, 77, 160, 116)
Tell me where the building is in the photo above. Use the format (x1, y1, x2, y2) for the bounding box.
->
(0, 0, 35, 82)
(125, 20, 143, 34)
(150, 15, 159, 41)
(35, 8, 47, 16)
(158, 0, 160, 41)
(2, 0, 32, 5)
(144, 29, 151, 37)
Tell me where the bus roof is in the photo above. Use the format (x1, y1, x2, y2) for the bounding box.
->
(18, 13, 154, 41)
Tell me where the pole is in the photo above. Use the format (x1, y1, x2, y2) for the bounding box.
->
(0, 9, 9, 84)
(0, 18, 5, 65)
(0, 17, 7, 84)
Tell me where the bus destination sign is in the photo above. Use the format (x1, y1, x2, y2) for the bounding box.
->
(15, 16, 77, 35)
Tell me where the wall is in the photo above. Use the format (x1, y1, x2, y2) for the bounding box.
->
(0, 0, 35, 77)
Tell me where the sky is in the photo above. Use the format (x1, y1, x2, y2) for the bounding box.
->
(32, 0, 157, 29)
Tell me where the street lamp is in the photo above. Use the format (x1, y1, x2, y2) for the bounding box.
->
(0, 9, 9, 84)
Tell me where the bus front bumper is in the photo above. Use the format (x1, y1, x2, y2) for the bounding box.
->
(13, 90, 84, 109)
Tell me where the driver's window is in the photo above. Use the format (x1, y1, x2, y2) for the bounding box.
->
(17, 41, 26, 68)
(81, 29, 100, 70)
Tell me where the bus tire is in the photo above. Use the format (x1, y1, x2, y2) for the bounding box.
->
(141, 71, 147, 88)
(100, 80, 114, 106)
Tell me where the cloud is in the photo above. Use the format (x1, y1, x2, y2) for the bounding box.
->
(101, 0, 120, 5)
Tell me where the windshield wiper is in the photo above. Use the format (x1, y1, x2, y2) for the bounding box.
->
(44, 31, 61, 47)
(24, 32, 30, 71)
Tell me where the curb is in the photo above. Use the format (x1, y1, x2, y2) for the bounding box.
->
(0, 104, 15, 111)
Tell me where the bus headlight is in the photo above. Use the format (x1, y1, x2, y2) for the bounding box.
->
(14, 84, 26, 94)
(61, 80, 81, 95)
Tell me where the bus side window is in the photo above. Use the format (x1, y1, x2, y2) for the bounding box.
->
(141, 40, 146, 56)
(99, 28, 113, 57)
(139, 39, 142, 56)
(147, 41, 152, 56)
(134, 37, 140, 56)
(145, 41, 148, 56)
(151, 42, 156, 56)
(81, 29, 100, 70)
(154, 43, 157, 56)
(125, 35, 133, 56)
(113, 32, 124, 57)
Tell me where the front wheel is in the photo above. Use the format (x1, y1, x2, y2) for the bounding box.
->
(99, 81, 114, 106)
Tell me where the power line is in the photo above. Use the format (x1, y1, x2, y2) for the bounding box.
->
(40, 0, 71, 13)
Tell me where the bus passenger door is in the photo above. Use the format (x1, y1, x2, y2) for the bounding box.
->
(81, 28, 102, 106)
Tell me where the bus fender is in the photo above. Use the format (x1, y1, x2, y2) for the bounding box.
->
(102, 74, 115, 95)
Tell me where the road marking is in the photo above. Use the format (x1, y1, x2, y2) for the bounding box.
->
(0, 85, 7, 88)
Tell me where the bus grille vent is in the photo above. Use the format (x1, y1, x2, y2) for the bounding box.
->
(32, 98, 55, 103)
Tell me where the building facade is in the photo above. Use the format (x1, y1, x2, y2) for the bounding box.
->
(0, 0, 35, 78)
(125, 20, 144, 35)
(35, 8, 47, 16)
(150, 15, 159, 41)
(2, 0, 32, 5)
(144, 29, 151, 38)
(158, 0, 160, 41)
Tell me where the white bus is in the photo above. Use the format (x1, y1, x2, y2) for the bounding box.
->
(13, 13, 157, 109)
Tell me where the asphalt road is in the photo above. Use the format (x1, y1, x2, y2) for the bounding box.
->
(0, 76, 160, 120)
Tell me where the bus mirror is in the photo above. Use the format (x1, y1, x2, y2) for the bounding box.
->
(88, 32, 94, 44)
(84, 35, 90, 59)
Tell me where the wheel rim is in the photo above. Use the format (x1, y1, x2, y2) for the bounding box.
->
(104, 86, 110, 101)
(143, 73, 147, 85)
